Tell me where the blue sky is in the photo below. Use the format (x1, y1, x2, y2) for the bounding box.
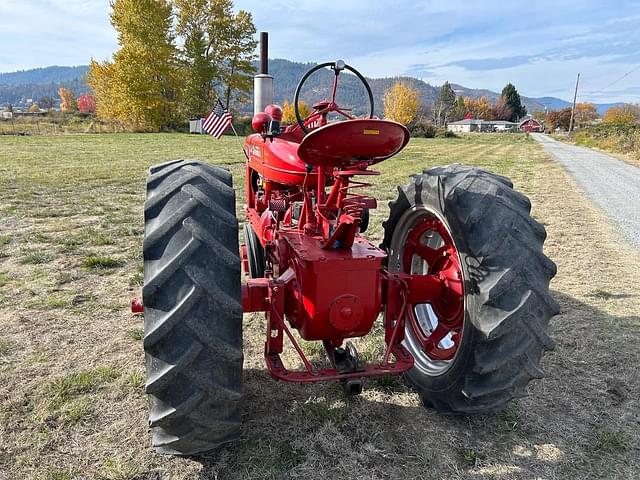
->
(1, 0, 639, 103)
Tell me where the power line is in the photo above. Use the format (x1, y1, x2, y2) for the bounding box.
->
(585, 64, 640, 95)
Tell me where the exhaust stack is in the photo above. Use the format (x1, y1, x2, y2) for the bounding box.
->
(254, 32, 273, 114)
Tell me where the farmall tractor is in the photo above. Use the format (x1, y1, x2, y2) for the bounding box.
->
(139, 34, 558, 455)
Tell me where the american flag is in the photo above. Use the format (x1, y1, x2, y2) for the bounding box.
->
(203, 100, 233, 139)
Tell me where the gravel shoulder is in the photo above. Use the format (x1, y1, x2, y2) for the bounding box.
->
(532, 132, 640, 248)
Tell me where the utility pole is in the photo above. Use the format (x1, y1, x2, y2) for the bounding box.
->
(568, 72, 580, 132)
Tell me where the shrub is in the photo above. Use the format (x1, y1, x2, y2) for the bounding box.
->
(409, 122, 437, 138)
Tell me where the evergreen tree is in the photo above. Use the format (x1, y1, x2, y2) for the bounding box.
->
(501, 83, 526, 122)
(88, 0, 179, 131)
(433, 81, 456, 126)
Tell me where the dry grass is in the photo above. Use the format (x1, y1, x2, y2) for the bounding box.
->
(0, 133, 638, 479)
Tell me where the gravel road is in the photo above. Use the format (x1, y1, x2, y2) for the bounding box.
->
(532, 133, 640, 248)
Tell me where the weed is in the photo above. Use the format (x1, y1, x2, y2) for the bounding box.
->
(463, 448, 477, 463)
(595, 431, 630, 452)
(81, 255, 124, 270)
(128, 271, 143, 287)
(56, 272, 75, 285)
(499, 403, 520, 432)
(62, 398, 93, 424)
(125, 371, 145, 390)
(45, 295, 69, 309)
(127, 328, 144, 341)
(49, 366, 121, 409)
(0, 271, 10, 287)
(21, 250, 55, 265)
(0, 234, 12, 246)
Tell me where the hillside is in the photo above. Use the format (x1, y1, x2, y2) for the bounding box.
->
(0, 60, 619, 115)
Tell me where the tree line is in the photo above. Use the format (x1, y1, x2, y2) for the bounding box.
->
(384, 81, 527, 127)
(88, 0, 256, 131)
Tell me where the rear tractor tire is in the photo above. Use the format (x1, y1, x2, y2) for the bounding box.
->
(382, 164, 559, 414)
(142, 159, 242, 455)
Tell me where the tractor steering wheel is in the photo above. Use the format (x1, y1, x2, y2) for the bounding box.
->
(293, 60, 374, 134)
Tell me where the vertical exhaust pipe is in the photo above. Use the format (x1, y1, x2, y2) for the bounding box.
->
(254, 32, 273, 114)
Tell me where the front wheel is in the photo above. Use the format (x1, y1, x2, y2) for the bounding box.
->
(382, 164, 559, 414)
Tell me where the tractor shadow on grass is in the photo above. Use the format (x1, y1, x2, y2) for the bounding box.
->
(193, 290, 640, 480)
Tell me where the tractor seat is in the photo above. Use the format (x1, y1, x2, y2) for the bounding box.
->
(297, 119, 410, 168)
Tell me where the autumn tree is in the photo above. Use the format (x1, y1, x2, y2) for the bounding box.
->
(173, 0, 256, 116)
(281, 99, 310, 124)
(220, 10, 257, 109)
(88, 0, 179, 131)
(493, 95, 513, 121)
(383, 81, 420, 125)
(77, 94, 97, 114)
(545, 108, 572, 131)
(463, 96, 493, 120)
(433, 81, 456, 126)
(28, 103, 40, 113)
(572, 102, 598, 128)
(58, 87, 77, 112)
(602, 104, 640, 125)
(501, 83, 526, 121)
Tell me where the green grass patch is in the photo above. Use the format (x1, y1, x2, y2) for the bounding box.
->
(127, 328, 144, 341)
(49, 366, 121, 410)
(0, 271, 10, 287)
(81, 255, 124, 270)
(20, 250, 55, 265)
(595, 430, 630, 452)
(0, 234, 12, 246)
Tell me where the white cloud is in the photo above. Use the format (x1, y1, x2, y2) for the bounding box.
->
(0, 0, 638, 103)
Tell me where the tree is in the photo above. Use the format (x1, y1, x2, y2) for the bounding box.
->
(219, 10, 257, 109)
(77, 94, 97, 114)
(383, 81, 420, 125)
(38, 96, 56, 110)
(463, 96, 492, 120)
(603, 104, 640, 125)
(573, 102, 598, 128)
(58, 87, 77, 112)
(88, 0, 179, 131)
(433, 81, 456, 126)
(173, 0, 257, 116)
(450, 96, 466, 122)
(501, 83, 526, 121)
(545, 108, 572, 131)
(281, 99, 310, 124)
(28, 103, 40, 113)
(493, 95, 513, 121)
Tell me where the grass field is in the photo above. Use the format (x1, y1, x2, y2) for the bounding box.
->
(1, 133, 638, 479)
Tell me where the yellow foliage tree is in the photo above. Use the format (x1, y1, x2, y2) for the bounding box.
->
(88, 0, 180, 131)
(28, 103, 40, 113)
(603, 104, 640, 125)
(463, 96, 492, 120)
(58, 87, 77, 112)
(384, 82, 420, 125)
(281, 99, 310, 124)
(573, 102, 598, 128)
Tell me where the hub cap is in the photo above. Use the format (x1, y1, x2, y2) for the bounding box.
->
(389, 208, 465, 375)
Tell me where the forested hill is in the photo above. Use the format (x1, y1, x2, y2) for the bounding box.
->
(1, 60, 616, 115)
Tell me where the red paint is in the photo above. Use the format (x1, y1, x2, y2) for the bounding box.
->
(238, 62, 464, 385)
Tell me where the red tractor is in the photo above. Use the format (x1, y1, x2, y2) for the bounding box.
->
(140, 49, 558, 455)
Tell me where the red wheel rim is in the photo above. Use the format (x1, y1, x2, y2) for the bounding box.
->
(402, 215, 464, 361)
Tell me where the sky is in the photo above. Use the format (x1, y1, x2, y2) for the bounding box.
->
(0, 0, 639, 103)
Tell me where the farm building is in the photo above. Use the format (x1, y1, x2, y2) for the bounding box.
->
(519, 117, 543, 133)
(447, 119, 518, 133)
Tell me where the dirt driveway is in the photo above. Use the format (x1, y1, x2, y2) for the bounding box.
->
(532, 133, 640, 249)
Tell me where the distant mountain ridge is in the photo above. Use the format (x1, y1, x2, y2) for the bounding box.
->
(0, 61, 620, 115)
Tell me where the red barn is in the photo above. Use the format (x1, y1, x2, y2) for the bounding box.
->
(519, 118, 543, 133)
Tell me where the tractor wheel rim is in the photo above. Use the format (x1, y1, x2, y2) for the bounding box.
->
(389, 207, 465, 376)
